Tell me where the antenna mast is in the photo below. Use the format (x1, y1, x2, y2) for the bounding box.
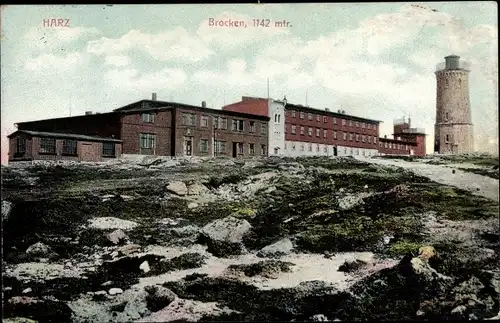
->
(267, 77, 270, 100)
(306, 91, 308, 107)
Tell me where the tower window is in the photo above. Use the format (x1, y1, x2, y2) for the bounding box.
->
(445, 134, 450, 143)
(445, 112, 449, 120)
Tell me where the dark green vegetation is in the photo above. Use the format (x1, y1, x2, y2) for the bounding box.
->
(458, 167, 499, 180)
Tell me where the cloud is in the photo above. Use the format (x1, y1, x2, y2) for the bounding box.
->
(196, 11, 291, 49)
(104, 55, 131, 67)
(104, 67, 188, 92)
(23, 26, 101, 51)
(24, 52, 85, 71)
(87, 28, 213, 62)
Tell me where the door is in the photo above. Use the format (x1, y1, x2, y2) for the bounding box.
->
(79, 143, 97, 162)
(232, 142, 237, 158)
(333, 146, 338, 156)
(274, 147, 279, 155)
(184, 137, 193, 156)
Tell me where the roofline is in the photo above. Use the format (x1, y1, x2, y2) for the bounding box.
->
(379, 137, 418, 145)
(285, 103, 383, 124)
(8, 130, 122, 143)
(15, 111, 118, 125)
(117, 100, 270, 120)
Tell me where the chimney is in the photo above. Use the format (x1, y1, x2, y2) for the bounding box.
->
(325, 108, 330, 112)
(152, 93, 157, 101)
(201, 101, 207, 108)
(85, 111, 93, 115)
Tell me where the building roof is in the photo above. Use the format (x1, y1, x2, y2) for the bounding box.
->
(15, 111, 118, 126)
(379, 136, 417, 145)
(8, 130, 122, 143)
(284, 103, 383, 124)
(114, 99, 270, 120)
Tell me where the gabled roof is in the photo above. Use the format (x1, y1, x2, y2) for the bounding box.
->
(8, 130, 122, 143)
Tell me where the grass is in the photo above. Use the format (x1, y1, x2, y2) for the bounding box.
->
(457, 167, 499, 180)
(389, 240, 423, 257)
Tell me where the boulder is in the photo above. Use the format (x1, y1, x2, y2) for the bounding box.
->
(106, 229, 129, 245)
(225, 260, 295, 279)
(109, 288, 123, 295)
(200, 216, 252, 257)
(25, 242, 57, 260)
(2, 200, 13, 221)
(5, 296, 72, 322)
(118, 244, 142, 257)
(187, 183, 210, 196)
(311, 314, 329, 321)
(88, 217, 139, 231)
(144, 285, 177, 312)
(257, 238, 294, 258)
(338, 259, 368, 273)
(166, 181, 188, 196)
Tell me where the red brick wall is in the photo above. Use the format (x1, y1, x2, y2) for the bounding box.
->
(284, 109, 379, 149)
(8, 134, 122, 162)
(393, 123, 410, 136)
(414, 135, 426, 156)
(222, 99, 269, 117)
(378, 139, 415, 155)
(120, 111, 173, 155)
(17, 113, 121, 139)
(174, 108, 268, 158)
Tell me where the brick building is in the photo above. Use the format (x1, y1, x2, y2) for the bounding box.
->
(224, 96, 382, 157)
(7, 94, 269, 163)
(223, 96, 427, 157)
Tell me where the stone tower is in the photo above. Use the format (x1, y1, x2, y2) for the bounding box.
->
(434, 55, 474, 154)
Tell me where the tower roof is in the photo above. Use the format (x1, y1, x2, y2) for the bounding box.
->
(445, 54, 460, 59)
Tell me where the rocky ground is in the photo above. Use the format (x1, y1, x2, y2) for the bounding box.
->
(2, 155, 499, 322)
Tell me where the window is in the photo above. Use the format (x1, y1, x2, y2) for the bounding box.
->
(300, 126, 305, 135)
(220, 118, 228, 129)
(308, 113, 313, 120)
(406, 145, 408, 150)
(261, 122, 267, 134)
(182, 113, 196, 126)
(316, 128, 320, 137)
(445, 112, 449, 120)
(300, 112, 305, 119)
(102, 142, 115, 157)
(316, 115, 320, 122)
(291, 110, 296, 117)
(62, 139, 77, 155)
(368, 124, 371, 129)
(201, 116, 209, 127)
(212, 116, 219, 129)
(284, 143, 287, 150)
(142, 113, 155, 123)
(362, 135, 366, 142)
(308, 128, 313, 136)
(356, 121, 360, 127)
(389, 143, 392, 149)
(308, 143, 312, 151)
(292, 144, 296, 151)
(249, 121, 256, 133)
(278, 115, 281, 123)
(140, 133, 156, 149)
(249, 143, 255, 155)
(355, 134, 359, 141)
(316, 145, 320, 152)
(40, 137, 56, 154)
(200, 139, 209, 152)
(324, 146, 328, 153)
(275, 114, 278, 122)
(356, 149, 359, 155)
(373, 137, 377, 144)
(323, 129, 327, 138)
(343, 132, 347, 140)
(350, 133, 354, 141)
(373, 125, 377, 131)
(238, 142, 244, 154)
(291, 125, 297, 134)
(232, 119, 244, 132)
(215, 140, 227, 153)
(300, 144, 304, 151)
(333, 131, 337, 140)
(323, 116, 327, 123)
(342, 119, 346, 126)
(261, 144, 266, 155)
(333, 117, 337, 124)
(362, 123, 365, 128)
(15, 137, 26, 155)
(349, 121, 353, 127)
(384, 142, 388, 148)
(368, 136, 371, 143)
(445, 134, 450, 143)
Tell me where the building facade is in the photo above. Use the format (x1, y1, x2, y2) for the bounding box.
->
(377, 117, 426, 156)
(224, 97, 382, 157)
(8, 95, 269, 163)
(434, 55, 474, 154)
(7, 130, 121, 163)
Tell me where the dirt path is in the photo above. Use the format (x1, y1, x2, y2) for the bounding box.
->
(362, 157, 499, 202)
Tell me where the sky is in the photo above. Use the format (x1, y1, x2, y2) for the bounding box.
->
(1, 2, 498, 164)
